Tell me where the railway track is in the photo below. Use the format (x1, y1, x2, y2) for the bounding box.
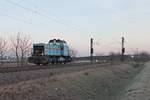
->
(0, 62, 109, 73)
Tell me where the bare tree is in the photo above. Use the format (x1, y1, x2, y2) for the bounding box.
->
(19, 34, 32, 65)
(11, 33, 20, 65)
(133, 51, 150, 62)
(0, 37, 7, 65)
(11, 33, 32, 66)
(69, 48, 77, 57)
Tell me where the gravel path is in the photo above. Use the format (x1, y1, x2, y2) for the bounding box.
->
(120, 62, 150, 100)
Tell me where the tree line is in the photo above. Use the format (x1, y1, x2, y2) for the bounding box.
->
(0, 33, 32, 66)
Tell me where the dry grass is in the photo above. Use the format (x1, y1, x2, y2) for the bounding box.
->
(0, 63, 144, 100)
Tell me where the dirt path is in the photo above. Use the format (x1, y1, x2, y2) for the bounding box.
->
(120, 62, 150, 100)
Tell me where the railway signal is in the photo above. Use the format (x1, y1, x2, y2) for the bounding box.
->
(90, 38, 94, 62)
(121, 37, 125, 62)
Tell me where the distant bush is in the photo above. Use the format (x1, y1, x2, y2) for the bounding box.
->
(133, 52, 150, 63)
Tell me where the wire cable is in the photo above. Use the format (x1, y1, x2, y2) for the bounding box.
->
(0, 9, 32, 24)
(27, 0, 83, 31)
(5, 0, 82, 31)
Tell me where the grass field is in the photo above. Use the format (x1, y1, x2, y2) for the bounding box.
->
(0, 62, 144, 100)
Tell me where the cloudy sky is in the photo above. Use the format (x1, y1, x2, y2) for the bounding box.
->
(0, 0, 150, 56)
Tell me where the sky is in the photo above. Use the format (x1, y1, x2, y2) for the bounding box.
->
(0, 0, 150, 56)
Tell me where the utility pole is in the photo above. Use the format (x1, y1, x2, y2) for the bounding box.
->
(90, 38, 94, 62)
(136, 48, 139, 62)
(121, 37, 125, 62)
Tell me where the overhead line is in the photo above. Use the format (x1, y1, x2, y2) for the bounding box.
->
(26, 0, 82, 31)
(5, 0, 81, 31)
(0, 6, 31, 24)
(0, 12, 31, 24)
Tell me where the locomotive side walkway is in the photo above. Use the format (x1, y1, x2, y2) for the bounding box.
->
(120, 61, 150, 100)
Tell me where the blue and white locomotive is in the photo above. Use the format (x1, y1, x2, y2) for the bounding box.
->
(28, 39, 71, 65)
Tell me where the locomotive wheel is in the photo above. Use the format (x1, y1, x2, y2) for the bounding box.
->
(35, 60, 40, 65)
(42, 61, 49, 65)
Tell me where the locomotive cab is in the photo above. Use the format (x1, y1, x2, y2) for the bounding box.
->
(33, 44, 45, 56)
(28, 43, 48, 65)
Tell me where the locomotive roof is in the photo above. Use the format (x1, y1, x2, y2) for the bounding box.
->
(49, 39, 66, 43)
(33, 43, 45, 46)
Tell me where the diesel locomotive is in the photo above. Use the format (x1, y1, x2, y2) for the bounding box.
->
(28, 39, 71, 65)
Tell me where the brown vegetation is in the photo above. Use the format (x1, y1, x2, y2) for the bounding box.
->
(0, 63, 144, 100)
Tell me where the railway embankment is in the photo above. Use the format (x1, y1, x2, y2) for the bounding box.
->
(120, 61, 150, 100)
(0, 62, 145, 100)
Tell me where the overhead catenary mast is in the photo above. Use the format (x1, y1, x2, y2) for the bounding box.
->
(90, 38, 94, 62)
(121, 37, 125, 62)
